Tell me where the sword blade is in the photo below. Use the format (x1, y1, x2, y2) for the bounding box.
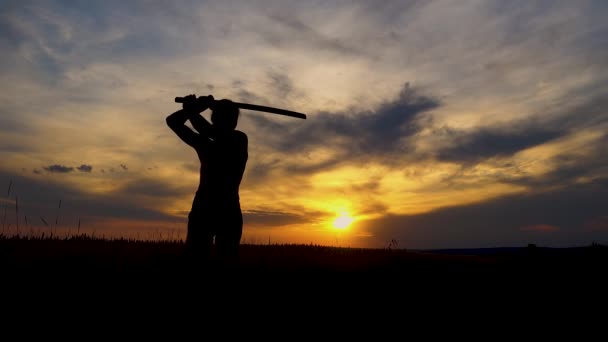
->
(234, 102, 307, 119)
(174, 97, 307, 119)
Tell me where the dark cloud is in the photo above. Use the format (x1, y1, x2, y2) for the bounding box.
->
(351, 179, 381, 192)
(551, 90, 608, 129)
(355, 178, 608, 249)
(231, 79, 270, 105)
(520, 224, 560, 232)
(485, 1, 608, 58)
(0, 109, 34, 135)
(243, 157, 282, 184)
(232, 71, 301, 106)
(250, 83, 439, 174)
(0, 5, 73, 83)
(261, 12, 362, 58)
(0, 143, 30, 153)
(243, 209, 314, 228)
(43, 165, 74, 173)
(40, 164, 95, 174)
(433, 86, 608, 165)
(358, 201, 389, 216)
(502, 133, 608, 189)
(0, 169, 175, 226)
(76, 164, 93, 172)
(117, 178, 191, 198)
(355, 1, 426, 24)
(434, 123, 562, 164)
(182, 163, 198, 173)
(267, 70, 293, 99)
(32, 169, 42, 175)
(0, 1, 202, 90)
(236, 89, 260, 104)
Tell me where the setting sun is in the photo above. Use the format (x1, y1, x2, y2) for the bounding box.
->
(333, 213, 354, 230)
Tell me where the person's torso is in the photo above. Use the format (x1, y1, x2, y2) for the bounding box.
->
(195, 131, 247, 200)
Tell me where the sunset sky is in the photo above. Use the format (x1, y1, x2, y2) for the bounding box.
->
(1, 0, 606, 249)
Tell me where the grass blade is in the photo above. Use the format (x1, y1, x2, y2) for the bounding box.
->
(15, 196, 19, 232)
(55, 199, 62, 229)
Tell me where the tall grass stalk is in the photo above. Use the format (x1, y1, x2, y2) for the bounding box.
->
(15, 196, 19, 234)
(55, 199, 62, 232)
(3, 180, 11, 233)
(1, 204, 5, 233)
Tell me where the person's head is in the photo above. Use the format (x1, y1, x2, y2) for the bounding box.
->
(211, 99, 239, 131)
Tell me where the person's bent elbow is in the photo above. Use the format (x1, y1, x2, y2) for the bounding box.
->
(166, 115, 177, 129)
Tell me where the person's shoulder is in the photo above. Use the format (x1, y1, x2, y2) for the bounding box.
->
(233, 130, 248, 141)
(231, 130, 248, 147)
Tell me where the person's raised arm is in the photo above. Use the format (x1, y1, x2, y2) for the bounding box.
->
(189, 110, 213, 139)
(166, 94, 209, 148)
(186, 95, 215, 138)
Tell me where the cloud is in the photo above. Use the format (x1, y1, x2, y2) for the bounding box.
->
(259, 11, 363, 58)
(117, 178, 190, 198)
(433, 90, 608, 165)
(267, 70, 294, 99)
(582, 216, 608, 232)
(355, 178, 608, 249)
(0, 169, 175, 224)
(39, 164, 95, 174)
(520, 224, 560, 233)
(43, 165, 74, 173)
(243, 209, 313, 228)
(0, 109, 33, 134)
(249, 83, 440, 175)
(502, 133, 608, 189)
(434, 123, 562, 164)
(230, 78, 275, 105)
(0, 143, 30, 153)
(181, 163, 198, 173)
(76, 164, 92, 172)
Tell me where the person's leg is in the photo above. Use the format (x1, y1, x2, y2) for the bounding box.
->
(215, 206, 243, 266)
(185, 212, 213, 265)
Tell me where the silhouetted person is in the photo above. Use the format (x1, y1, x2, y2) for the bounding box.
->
(166, 95, 248, 265)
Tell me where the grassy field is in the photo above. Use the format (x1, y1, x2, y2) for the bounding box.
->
(2, 234, 606, 316)
(3, 234, 606, 280)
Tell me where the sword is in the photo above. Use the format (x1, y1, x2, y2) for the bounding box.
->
(175, 97, 307, 120)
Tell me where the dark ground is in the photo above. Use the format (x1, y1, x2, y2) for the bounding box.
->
(2, 236, 607, 319)
(3, 236, 606, 283)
